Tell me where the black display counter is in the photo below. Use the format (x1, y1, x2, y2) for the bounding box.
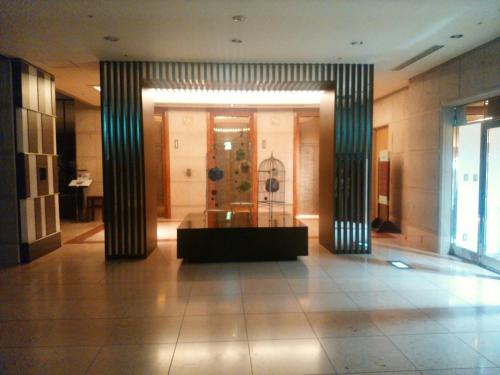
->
(177, 212, 308, 262)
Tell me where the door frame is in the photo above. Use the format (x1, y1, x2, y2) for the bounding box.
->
(293, 109, 320, 218)
(451, 118, 500, 271)
(480, 119, 500, 271)
(207, 109, 258, 213)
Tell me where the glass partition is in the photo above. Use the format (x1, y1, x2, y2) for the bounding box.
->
(207, 113, 257, 214)
(452, 123, 481, 254)
(451, 96, 500, 272)
(484, 125, 500, 267)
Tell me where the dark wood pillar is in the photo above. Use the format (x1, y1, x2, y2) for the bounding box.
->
(100, 61, 157, 258)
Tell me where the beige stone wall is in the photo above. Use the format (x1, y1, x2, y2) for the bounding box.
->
(374, 38, 500, 252)
(256, 110, 295, 214)
(168, 109, 208, 220)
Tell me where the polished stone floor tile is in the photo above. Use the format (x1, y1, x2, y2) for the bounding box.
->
(332, 276, 391, 292)
(0, 346, 100, 375)
(296, 292, 358, 312)
(321, 336, 417, 373)
(170, 341, 252, 375)
(190, 280, 241, 296)
(279, 264, 330, 279)
(4, 222, 500, 374)
(123, 296, 188, 317)
(239, 264, 284, 279)
(457, 332, 500, 366)
(390, 333, 495, 370)
(423, 307, 500, 333)
(185, 295, 243, 315)
(348, 290, 416, 311)
(420, 368, 500, 374)
(0, 319, 114, 347)
(402, 291, 472, 309)
(243, 294, 302, 313)
(369, 309, 448, 335)
(250, 339, 334, 375)
(288, 278, 341, 293)
(178, 314, 247, 342)
(307, 311, 383, 338)
(245, 313, 315, 340)
(107, 317, 182, 344)
(241, 279, 292, 294)
(85, 344, 175, 375)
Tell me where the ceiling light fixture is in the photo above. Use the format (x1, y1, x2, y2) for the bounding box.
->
(151, 89, 323, 105)
(232, 15, 246, 22)
(231, 38, 243, 44)
(350, 41, 363, 45)
(450, 34, 464, 39)
(103, 35, 119, 42)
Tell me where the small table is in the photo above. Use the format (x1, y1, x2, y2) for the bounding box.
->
(86, 196, 104, 221)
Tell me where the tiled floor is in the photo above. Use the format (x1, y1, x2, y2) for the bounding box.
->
(1, 223, 500, 374)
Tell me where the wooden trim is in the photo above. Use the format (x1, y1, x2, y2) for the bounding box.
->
(293, 112, 300, 218)
(249, 112, 258, 216)
(293, 110, 320, 217)
(162, 111, 171, 218)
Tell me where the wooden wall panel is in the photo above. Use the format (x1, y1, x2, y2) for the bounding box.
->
(101, 61, 373, 256)
(11, 59, 61, 263)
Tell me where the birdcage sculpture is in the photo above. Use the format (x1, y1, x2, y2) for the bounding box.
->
(258, 153, 285, 223)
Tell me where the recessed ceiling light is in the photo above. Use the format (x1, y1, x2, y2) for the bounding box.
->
(103, 35, 119, 42)
(231, 38, 243, 44)
(350, 41, 363, 45)
(232, 15, 246, 22)
(450, 34, 464, 39)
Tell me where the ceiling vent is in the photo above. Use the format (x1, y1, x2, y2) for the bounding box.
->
(392, 45, 444, 71)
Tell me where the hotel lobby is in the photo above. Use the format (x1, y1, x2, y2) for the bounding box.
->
(1, 1, 500, 374)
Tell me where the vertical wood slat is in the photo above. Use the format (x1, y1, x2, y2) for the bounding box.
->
(100, 61, 147, 258)
(101, 61, 373, 256)
(333, 64, 373, 254)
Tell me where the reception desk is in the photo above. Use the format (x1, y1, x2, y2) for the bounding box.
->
(177, 212, 308, 262)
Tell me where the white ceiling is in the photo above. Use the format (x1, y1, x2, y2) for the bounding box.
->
(1, 0, 499, 106)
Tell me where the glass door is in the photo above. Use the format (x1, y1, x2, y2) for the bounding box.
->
(482, 121, 500, 271)
(451, 122, 482, 261)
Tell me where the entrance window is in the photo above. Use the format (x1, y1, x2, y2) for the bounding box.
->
(451, 96, 500, 271)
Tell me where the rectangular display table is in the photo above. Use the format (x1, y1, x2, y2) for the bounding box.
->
(177, 212, 308, 262)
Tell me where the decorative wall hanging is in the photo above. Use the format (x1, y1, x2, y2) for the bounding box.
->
(208, 167, 224, 181)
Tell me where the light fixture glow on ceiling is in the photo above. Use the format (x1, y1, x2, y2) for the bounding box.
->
(389, 261, 410, 269)
(215, 128, 250, 133)
(151, 89, 323, 105)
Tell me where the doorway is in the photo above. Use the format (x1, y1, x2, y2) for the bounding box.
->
(451, 97, 500, 272)
(371, 126, 389, 222)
